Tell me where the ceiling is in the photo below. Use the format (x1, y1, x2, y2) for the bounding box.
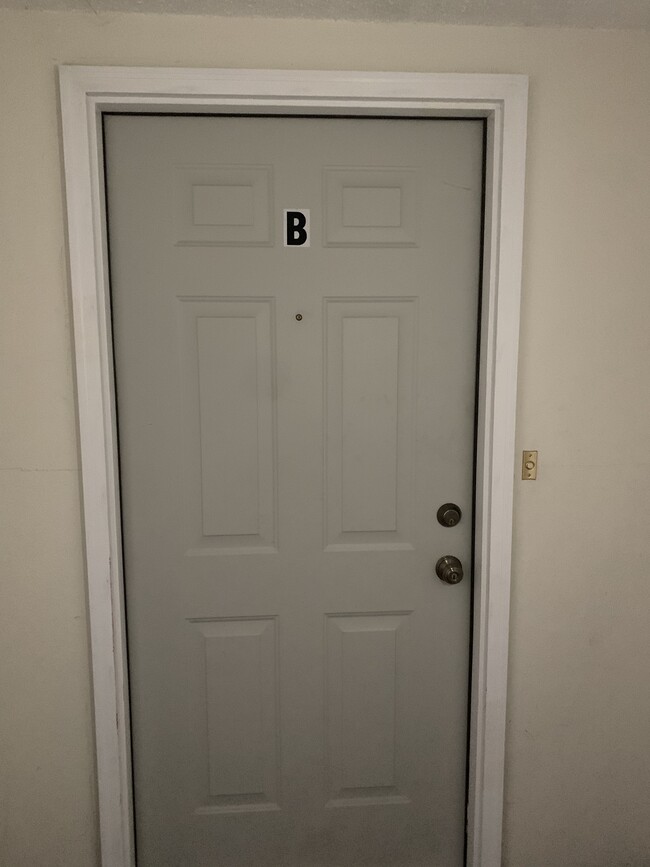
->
(3, 0, 650, 28)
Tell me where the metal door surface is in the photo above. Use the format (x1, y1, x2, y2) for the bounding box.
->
(105, 114, 484, 866)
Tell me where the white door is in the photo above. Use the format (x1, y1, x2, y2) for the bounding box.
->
(105, 114, 483, 867)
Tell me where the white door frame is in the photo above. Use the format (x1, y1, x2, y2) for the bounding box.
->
(59, 65, 527, 867)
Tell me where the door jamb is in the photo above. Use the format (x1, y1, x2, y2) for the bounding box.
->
(59, 66, 528, 867)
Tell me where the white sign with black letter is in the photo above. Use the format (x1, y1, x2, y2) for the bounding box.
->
(284, 209, 310, 247)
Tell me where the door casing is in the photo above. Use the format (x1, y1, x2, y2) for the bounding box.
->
(58, 66, 528, 867)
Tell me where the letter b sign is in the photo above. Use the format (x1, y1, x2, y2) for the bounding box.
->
(284, 209, 310, 247)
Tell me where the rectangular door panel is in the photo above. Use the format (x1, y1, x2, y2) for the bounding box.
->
(325, 298, 416, 551)
(179, 298, 277, 554)
(175, 165, 273, 246)
(324, 168, 419, 246)
(190, 617, 280, 814)
(326, 612, 410, 807)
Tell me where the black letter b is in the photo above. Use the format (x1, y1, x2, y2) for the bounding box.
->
(285, 210, 309, 246)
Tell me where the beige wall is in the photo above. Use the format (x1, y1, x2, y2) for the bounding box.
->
(1, 10, 649, 866)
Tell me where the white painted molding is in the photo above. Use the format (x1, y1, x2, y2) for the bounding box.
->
(58, 65, 528, 867)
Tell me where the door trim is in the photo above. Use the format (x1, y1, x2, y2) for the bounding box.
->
(59, 66, 528, 867)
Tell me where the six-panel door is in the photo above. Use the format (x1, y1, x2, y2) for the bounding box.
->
(105, 114, 484, 866)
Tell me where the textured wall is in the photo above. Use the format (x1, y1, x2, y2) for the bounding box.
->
(0, 11, 649, 866)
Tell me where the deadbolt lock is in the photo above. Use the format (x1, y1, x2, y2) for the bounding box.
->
(437, 503, 462, 527)
(436, 555, 464, 585)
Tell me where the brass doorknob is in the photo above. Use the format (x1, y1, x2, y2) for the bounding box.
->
(436, 555, 464, 585)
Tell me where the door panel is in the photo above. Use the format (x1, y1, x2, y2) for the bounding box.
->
(192, 616, 280, 811)
(325, 297, 416, 549)
(105, 114, 484, 866)
(179, 297, 277, 553)
(326, 611, 410, 804)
